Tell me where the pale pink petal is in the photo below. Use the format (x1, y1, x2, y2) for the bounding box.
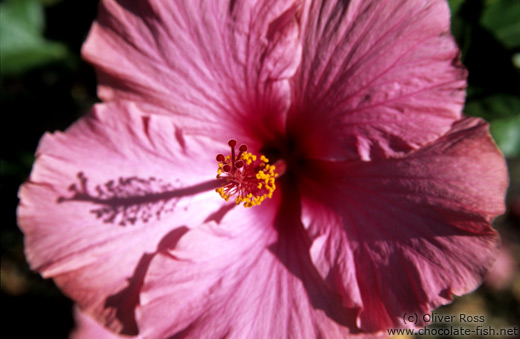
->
(297, 117, 508, 331)
(82, 0, 302, 144)
(484, 245, 516, 290)
(71, 307, 141, 339)
(17, 102, 230, 334)
(136, 193, 367, 338)
(289, 0, 466, 160)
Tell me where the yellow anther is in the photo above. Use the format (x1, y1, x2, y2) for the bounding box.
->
(215, 144, 277, 208)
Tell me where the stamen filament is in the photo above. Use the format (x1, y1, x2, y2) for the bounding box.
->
(215, 140, 277, 207)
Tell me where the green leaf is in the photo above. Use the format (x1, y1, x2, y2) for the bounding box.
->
(513, 53, 520, 70)
(448, 0, 466, 15)
(481, 0, 520, 49)
(0, 0, 68, 75)
(465, 93, 520, 121)
(490, 115, 520, 157)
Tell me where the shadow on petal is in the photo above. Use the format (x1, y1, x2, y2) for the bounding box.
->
(57, 172, 221, 226)
(269, 176, 361, 333)
(104, 226, 189, 335)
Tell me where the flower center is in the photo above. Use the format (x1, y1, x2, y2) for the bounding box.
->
(215, 139, 277, 207)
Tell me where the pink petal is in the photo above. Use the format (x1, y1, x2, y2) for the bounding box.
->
(17, 102, 229, 334)
(82, 0, 302, 145)
(136, 192, 367, 338)
(71, 307, 141, 339)
(484, 244, 516, 291)
(298, 117, 508, 331)
(289, 0, 466, 160)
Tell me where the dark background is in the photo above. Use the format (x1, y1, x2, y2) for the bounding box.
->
(1, 0, 519, 337)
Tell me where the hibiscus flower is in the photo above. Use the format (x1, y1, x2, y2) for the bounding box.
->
(18, 0, 508, 338)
